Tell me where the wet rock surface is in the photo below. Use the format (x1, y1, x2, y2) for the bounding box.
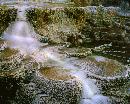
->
(0, 3, 130, 104)
(0, 43, 129, 104)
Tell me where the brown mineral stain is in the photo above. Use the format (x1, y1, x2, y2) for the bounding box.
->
(40, 67, 75, 81)
(88, 56, 124, 76)
(0, 48, 18, 58)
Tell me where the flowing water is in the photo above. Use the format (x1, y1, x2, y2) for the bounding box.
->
(1, 5, 114, 104)
(3, 6, 40, 54)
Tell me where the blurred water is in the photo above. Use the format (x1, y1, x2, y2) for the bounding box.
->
(70, 70, 111, 104)
(2, 5, 111, 104)
(3, 6, 40, 54)
(43, 51, 111, 104)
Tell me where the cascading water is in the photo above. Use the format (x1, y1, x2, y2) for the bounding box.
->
(38, 47, 111, 104)
(1, 5, 111, 104)
(60, 64, 111, 104)
(3, 5, 40, 54)
(65, 64, 111, 104)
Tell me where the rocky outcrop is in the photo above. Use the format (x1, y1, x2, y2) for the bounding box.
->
(33, 75, 82, 104)
(72, 0, 121, 6)
(15, 67, 82, 104)
(0, 6, 17, 36)
(26, 6, 129, 46)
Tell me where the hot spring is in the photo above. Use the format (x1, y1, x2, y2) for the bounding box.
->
(0, 4, 129, 104)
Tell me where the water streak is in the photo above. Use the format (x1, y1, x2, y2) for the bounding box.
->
(2, 5, 111, 104)
(3, 6, 40, 54)
(38, 48, 111, 104)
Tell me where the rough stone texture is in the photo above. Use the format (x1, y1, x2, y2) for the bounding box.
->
(15, 75, 82, 104)
(73, 0, 121, 6)
(26, 7, 130, 46)
(31, 71, 82, 104)
(0, 7, 17, 36)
